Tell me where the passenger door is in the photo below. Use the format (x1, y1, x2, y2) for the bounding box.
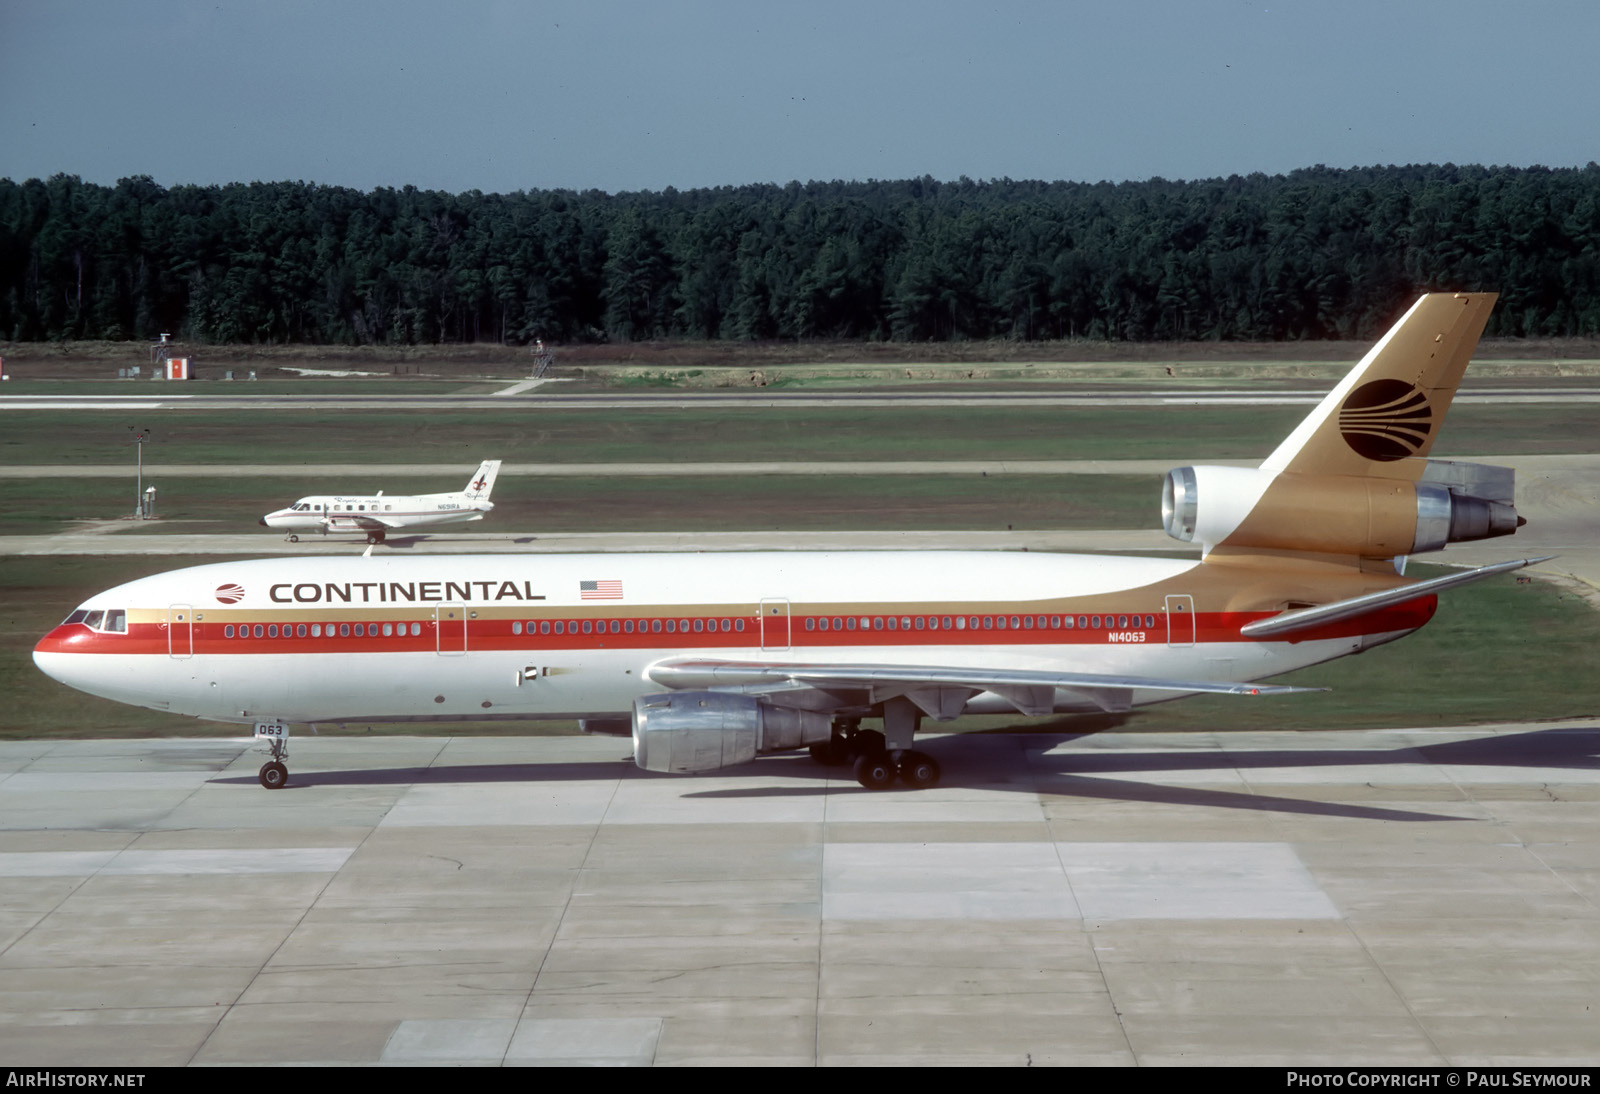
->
(167, 604, 193, 659)
(1164, 595, 1195, 647)
(436, 604, 467, 655)
(760, 598, 790, 651)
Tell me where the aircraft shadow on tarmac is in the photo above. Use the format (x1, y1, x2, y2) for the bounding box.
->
(209, 726, 1600, 825)
(344, 534, 539, 550)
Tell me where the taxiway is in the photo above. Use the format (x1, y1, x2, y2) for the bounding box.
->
(1, 724, 1596, 1066)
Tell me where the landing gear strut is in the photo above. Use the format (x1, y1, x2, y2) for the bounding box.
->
(365, 531, 386, 544)
(808, 717, 861, 767)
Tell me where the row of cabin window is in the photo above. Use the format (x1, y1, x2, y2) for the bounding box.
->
(804, 613, 1158, 632)
(224, 622, 424, 639)
(291, 502, 390, 512)
(219, 614, 1158, 642)
(511, 618, 747, 635)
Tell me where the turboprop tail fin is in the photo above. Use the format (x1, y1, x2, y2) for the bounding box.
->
(464, 460, 501, 501)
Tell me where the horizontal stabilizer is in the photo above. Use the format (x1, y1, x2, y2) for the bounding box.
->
(1239, 557, 1552, 639)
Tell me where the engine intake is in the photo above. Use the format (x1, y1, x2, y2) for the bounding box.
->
(632, 692, 832, 774)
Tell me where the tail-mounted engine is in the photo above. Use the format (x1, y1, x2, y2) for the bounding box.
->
(1163, 460, 1521, 557)
(632, 692, 832, 773)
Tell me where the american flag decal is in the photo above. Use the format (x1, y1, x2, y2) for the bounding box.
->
(580, 579, 623, 600)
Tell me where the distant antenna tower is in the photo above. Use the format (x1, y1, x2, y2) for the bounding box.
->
(150, 334, 175, 372)
(530, 338, 555, 379)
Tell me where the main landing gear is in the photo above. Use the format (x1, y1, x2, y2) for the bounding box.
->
(809, 718, 942, 791)
(365, 531, 386, 544)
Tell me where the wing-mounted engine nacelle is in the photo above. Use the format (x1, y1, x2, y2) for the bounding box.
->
(1162, 460, 1521, 557)
(632, 692, 833, 774)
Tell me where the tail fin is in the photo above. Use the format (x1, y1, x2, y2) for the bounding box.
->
(464, 460, 501, 500)
(1262, 292, 1497, 478)
(1163, 293, 1520, 559)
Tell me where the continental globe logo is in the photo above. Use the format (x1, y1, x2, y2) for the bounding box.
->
(1339, 380, 1432, 461)
(214, 583, 246, 604)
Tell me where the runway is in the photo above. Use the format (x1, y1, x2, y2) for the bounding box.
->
(1, 724, 1596, 1066)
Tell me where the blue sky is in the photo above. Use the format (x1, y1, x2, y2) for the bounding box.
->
(3, 0, 1596, 194)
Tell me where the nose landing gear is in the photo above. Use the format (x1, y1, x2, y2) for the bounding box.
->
(254, 722, 291, 789)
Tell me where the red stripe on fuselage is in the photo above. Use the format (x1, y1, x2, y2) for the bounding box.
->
(32, 597, 1436, 658)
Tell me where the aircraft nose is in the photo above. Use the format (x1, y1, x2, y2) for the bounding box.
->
(259, 518, 267, 527)
(33, 645, 64, 684)
(32, 627, 80, 688)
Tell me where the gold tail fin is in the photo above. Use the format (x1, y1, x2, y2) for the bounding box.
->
(1262, 292, 1497, 479)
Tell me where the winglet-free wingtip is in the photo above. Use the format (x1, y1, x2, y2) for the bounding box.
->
(1239, 556, 1554, 640)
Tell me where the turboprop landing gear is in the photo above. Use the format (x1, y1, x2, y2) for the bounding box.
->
(286, 534, 299, 543)
(365, 531, 386, 544)
(254, 722, 290, 789)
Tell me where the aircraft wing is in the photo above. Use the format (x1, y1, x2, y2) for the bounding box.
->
(1239, 557, 1551, 639)
(646, 658, 1319, 716)
(324, 514, 397, 532)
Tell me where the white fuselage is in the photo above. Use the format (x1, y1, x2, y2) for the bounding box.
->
(33, 551, 1414, 727)
(261, 492, 491, 535)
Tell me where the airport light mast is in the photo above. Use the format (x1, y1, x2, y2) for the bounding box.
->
(130, 428, 150, 519)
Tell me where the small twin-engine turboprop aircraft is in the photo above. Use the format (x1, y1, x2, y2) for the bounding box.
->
(38, 294, 1541, 791)
(260, 459, 500, 543)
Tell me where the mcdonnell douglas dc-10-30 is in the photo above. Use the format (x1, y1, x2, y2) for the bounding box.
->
(37, 294, 1540, 791)
(260, 459, 501, 543)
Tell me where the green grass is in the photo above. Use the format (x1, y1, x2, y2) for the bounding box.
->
(4, 555, 1595, 740)
(0, 402, 1590, 470)
(0, 473, 1162, 536)
(952, 568, 1600, 734)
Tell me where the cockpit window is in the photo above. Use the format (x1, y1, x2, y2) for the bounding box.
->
(66, 609, 128, 632)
